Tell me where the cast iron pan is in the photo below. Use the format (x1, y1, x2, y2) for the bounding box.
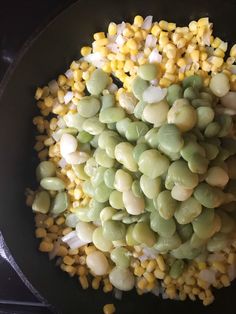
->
(0, 0, 236, 313)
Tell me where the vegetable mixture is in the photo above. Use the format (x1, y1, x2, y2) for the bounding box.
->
(27, 16, 236, 312)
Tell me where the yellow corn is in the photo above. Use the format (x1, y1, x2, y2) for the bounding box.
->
(92, 277, 101, 290)
(143, 272, 155, 283)
(168, 22, 176, 32)
(80, 46, 92, 57)
(63, 255, 75, 266)
(151, 23, 161, 37)
(159, 20, 169, 31)
(103, 304, 116, 314)
(126, 38, 138, 50)
(108, 22, 117, 36)
(211, 56, 224, 68)
(189, 21, 198, 33)
(93, 32, 105, 40)
(35, 227, 47, 238)
(58, 74, 67, 86)
(137, 277, 148, 290)
(133, 15, 144, 27)
(146, 260, 157, 273)
(159, 77, 171, 87)
(35, 87, 43, 100)
(134, 266, 145, 277)
(39, 241, 53, 252)
(190, 50, 200, 62)
(230, 44, 236, 58)
(212, 261, 226, 273)
(79, 276, 89, 289)
(220, 274, 230, 287)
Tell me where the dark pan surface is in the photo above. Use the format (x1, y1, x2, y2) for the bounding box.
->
(0, 0, 236, 313)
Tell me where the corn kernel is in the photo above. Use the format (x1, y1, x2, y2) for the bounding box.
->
(103, 304, 116, 314)
(228, 253, 235, 264)
(58, 74, 67, 86)
(57, 246, 68, 257)
(108, 22, 117, 36)
(35, 227, 46, 238)
(123, 27, 134, 38)
(84, 245, 97, 255)
(220, 274, 230, 287)
(79, 276, 89, 289)
(212, 261, 226, 273)
(179, 291, 187, 301)
(211, 37, 222, 49)
(134, 15, 144, 27)
(168, 22, 176, 32)
(200, 51, 208, 61)
(197, 262, 206, 270)
(39, 241, 53, 252)
(93, 38, 109, 47)
(197, 17, 209, 27)
(143, 272, 155, 283)
(126, 38, 138, 50)
(80, 46, 91, 57)
(176, 37, 187, 49)
(93, 32, 105, 40)
(214, 48, 225, 58)
(153, 268, 165, 279)
(146, 260, 157, 273)
(35, 87, 43, 100)
(230, 44, 236, 58)
(137, 277, 148, 290)
(151, 23, 161, 37)
(177, 58, 187, 68)
(92, 277, 101, 290)
(159, 77, 171, 87)
(134, 266, 145, 277)
(166, 287, 176, 299)
(164, 275, 172, 285)
(63, 255, 75, 266)
(159, 20, 169, 31)
(189, 21, 198, 33)
(190, 50, 200, 62)
(211, 56, 224, 67)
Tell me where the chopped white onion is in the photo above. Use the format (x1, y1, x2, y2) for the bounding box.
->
(64, 91, 74, 104)
(67, 237, 87, 250)
(65, 69, 73, 79)
(57, 117, 66, 129)
(148, 48, 162, 63)
(116, 21, 126, 35)
(151, 286, 160, 296)
(61, 230, 87, 250)
(142, 16, 153, 30)
(58, 158, 67, 169)
(145, 34, 157, 48)
(107, 43, 119, 53)
(83, 52, 106, 68)
(142, 247, 159, 259)
(130, 55, 137, 62)
(65, 151, 90, 165)
(143, 85, 167, 103)
(52, 131, 62, 142)
(61, 230, 77, 242)
(150, 79, 158, 86)
(116, 34, 126, 46)
(114, 288, 123, 300)
(49, 239, 61, 260)
(48, 80, 59, 95)
(107, 83, 118, 93)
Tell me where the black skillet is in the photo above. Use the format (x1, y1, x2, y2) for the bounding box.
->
(0, 0, 236, 313)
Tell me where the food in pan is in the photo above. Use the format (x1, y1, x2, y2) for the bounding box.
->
(26, 16, 236, 310)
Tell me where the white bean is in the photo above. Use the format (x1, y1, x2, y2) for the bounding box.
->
(109, 266, 135, 291)
(171, 185, 193, 201)
(122, 190, 145, 215)
(205, 167, 229, 188)
(76, 221, 96, 243)
(209, 73, 230, 97)
(86, 251, 109, 275)
(60, 133, 78, 157)
(65, 151, 90, 165)
(114, 169, 133, 192)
